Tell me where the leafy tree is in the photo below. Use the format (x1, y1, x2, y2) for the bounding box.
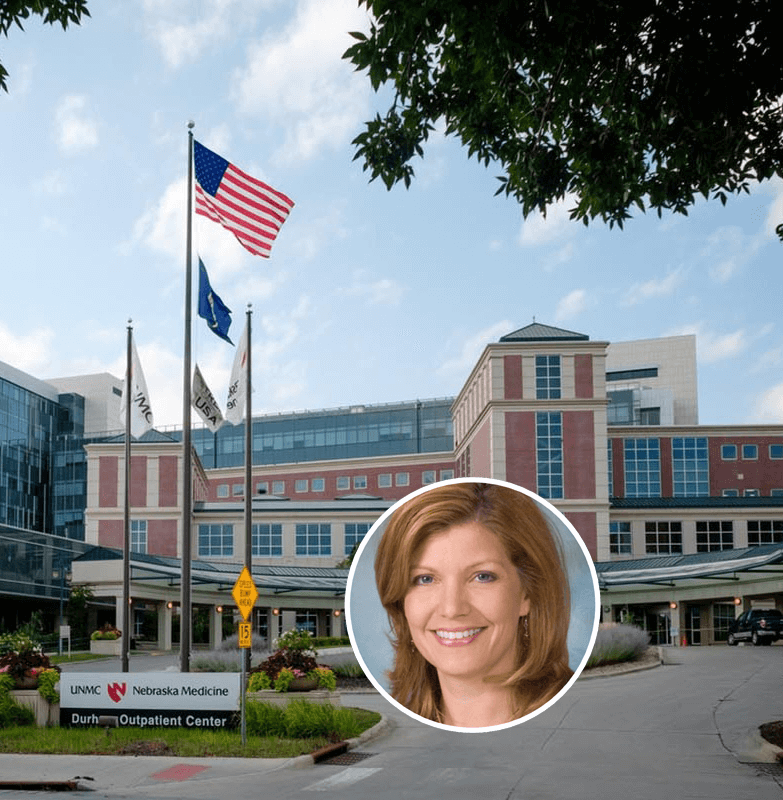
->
(344, 1, 783, 235)
(1, 1, 90, 93)
(66, 584, 93, 642)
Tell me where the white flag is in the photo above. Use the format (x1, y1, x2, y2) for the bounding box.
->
(192, 364, 225, 433)
(225, 321, 248, 425)
(120, 334, 154, 438)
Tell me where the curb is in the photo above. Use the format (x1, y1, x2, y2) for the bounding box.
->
(578, 648, 664, 680)
(733, 728, 783, 764)
(289, 712, 390, 769)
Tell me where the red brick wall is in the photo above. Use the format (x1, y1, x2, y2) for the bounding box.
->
(574, 354, 594, 399)
(98, 519, 123, 548)
(149, 519, 177, 556)
(709, 436, 783, 496)
(659, 437, 673, 496)
(565, 511, 597, 560)
(504, 355, 523, 400)
(563, 411, 595, 499)
(505, 411, 537, 491)
(130, 455, 147, 507)
(611, 438, 624, 497)
(468, 418, 492, 479)
(99, 456, 118, 508)
(158, 456, 178, 507)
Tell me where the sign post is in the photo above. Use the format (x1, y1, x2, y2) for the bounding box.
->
(232, 567, 258, 745)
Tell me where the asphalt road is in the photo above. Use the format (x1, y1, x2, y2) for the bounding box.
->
(5, 645, 783, 799)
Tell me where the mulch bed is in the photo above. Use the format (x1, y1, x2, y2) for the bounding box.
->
(117, 740, 175, 756)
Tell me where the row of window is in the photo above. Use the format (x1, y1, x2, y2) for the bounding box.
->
(721, 488, 783, 497)
(215, 469, 456, 499)
(721, 444, 783, 461)
(609, 519, 783, 555)
(196, 522, 371, 558)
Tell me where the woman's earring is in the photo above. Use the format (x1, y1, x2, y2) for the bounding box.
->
(523, 616, 529, 639)
(410, 639, 416, 653)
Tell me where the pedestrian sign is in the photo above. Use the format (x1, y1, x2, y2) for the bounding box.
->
(232, 566, 258, 622)
(238, 621, 252, 649)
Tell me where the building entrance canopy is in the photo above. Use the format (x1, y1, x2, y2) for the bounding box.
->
(596, 543, 783, 590)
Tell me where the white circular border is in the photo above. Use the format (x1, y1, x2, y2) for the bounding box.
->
(345, 477, 601, 733)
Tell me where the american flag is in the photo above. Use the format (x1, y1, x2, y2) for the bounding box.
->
(193, 140, 294, 258)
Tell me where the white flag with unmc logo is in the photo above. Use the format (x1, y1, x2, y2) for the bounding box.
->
(120, 335, 154, 439)
(225, 321, 248, 425)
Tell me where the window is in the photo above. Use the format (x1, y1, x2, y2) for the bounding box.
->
(440, 469, 455, 481)
(536, 411, 563, 499)
(771, 489, 783, 497)
(296, 523, 331, 556)
(295, 611, 317, 636)
(721, 444, 737, 460)
(696, 521, 733, 552)
(713, 603, 736, 643)
(311, 478, 325, 492)
(272, 480, 285, 495)
(256, 481, 269, 495)
(624, 438, 661, 498)
(607, 441, 614, 498)
(232, 483, 244, 497)
(770, 445, 783, 460)
(378, 473, 392, 488)
(336, 476, 350, 491)
(131, 520, 147, 554)
(645, 521, 682, 554)
(535, 355, 561, 399)
(639, 407, 661, 426)
(198, 524, 233, 557)
(422, 470, 436, 485)
(217, 484, 229, 498)
(353, 475, 367, 490)
(252, 523, 282, 557)
(295, 479, 308, 493)
(742, 444, 758, 460)
(345, 523, 370, 555)
(396, 472, 410, 487)
(747, 520, 783, 546)
(744, 489, 760, 497)
(722, 488, 739, 497)
(609, 521, 632, 554)
(672, 437, 709, 497)
(606, 367, 659, 382)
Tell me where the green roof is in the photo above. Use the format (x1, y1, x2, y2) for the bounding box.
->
(499, 323, 589, 342)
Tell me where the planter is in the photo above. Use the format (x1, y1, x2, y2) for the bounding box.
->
(90, 639, 122, 656)
(248, 690, 342, 707)
(10, 690, 59, 727)
(14, 675, 38, 690)
(289, 677, 319, 692)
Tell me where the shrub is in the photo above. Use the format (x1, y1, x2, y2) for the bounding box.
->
(217, 633, 269, 653)
(245, 699, 286, 737)
(0, 632, 40, 657)
(587, 624, 650, 668)
(283, 700, 361, 740)
(310, 636, 350, 649)
(0, 674, 35, 728)
(91, 623, 121, 641)
(247, 671, 272, 692)
(253, 648, 318, 684)
(37, 669, 60, 705)
(274, 628, 316, 654)
(0, 649, 57, 684)
(309, 667, 337, 691)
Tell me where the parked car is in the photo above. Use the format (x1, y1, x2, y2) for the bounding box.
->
(726, 609, 783, 646)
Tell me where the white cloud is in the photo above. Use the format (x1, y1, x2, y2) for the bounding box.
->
(437, 321, 513, 379)
(666, 322, 765, 364)
(700, 225, 762, 283)
(555, 289, 587, 322)
(336, 271, 406, 306)
(232, 0, 371, 163)
(621, 268, 685, 307)
(752, 382, 783, 423)
(0, 324, 55, 373)
(34, 170, 67, 196)
(142, 0, 268, 69)
(54, 95, 99, 154)
(519, 193, 578, 247)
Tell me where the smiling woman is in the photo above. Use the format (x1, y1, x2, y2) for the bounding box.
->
(367, 481, 580, 730)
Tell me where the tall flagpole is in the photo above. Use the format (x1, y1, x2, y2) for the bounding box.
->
(180, 122, 195, 672)
(122, 320, 132, 673)
(244, 305, 252, 675)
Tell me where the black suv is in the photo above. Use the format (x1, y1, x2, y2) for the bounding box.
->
(727, 608, 783, 646)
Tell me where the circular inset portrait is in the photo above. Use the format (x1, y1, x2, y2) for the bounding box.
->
(346, 478, 599, 732)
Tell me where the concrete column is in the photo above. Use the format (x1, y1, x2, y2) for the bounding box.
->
(282, 609, 296, 636)
(209, 606, 223, 650)
(158, 602, 173, 651)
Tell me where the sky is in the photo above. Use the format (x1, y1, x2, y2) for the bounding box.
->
(2, 0, 783, 431)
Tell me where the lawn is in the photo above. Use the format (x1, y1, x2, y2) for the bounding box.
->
(0, 707, 382, 759)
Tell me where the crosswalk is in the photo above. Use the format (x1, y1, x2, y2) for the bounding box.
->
(303, 766, 383, 792)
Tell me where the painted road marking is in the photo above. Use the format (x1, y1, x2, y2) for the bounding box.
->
(303, 766, 383, 791)
(150, 764, 209, 782)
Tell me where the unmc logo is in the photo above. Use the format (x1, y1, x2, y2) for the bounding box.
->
(107, 682, 127, 704)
